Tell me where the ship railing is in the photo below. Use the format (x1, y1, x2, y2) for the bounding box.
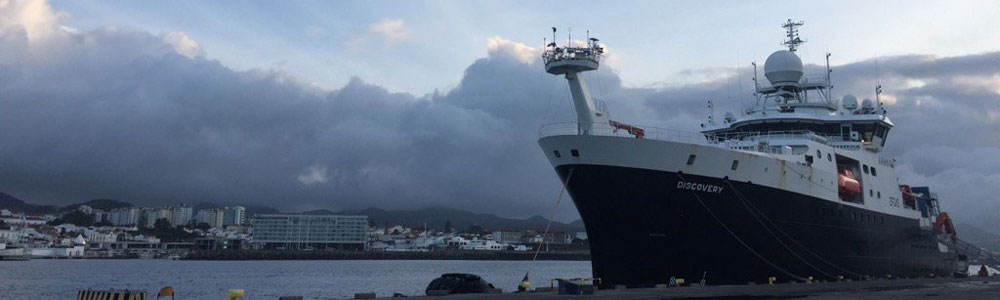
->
(539, 122, 838, 148)
(538, 122, 713, 145)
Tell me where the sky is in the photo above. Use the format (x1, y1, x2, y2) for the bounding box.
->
(1, 0, 999, 226)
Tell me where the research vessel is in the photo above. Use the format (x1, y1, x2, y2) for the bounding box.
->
(538, 20, 965, 286)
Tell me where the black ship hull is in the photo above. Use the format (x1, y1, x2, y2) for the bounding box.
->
(555, 164, 958, 286)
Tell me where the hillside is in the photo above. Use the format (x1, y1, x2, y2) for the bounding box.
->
(348, 207, 585, 233)
(956, 223, 1000, 252)
(0, 192, 59, 214)
(59, 199, 134, 212)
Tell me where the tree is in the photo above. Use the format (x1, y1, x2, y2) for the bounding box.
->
(444, 220, 453, 233)
(194, 222, 211, 231)
(94, 220, 113, 227)
(153, 218, 172, 230)
(62, 211, 93, 227)
(46, 219, 66, 226)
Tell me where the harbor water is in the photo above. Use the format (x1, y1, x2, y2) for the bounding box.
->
(0, 259, 591, 300)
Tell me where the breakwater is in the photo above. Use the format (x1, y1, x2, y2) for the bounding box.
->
(182, 250, 590, 261)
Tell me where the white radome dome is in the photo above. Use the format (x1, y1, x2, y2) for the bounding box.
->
(861, 98, 875, 110)
(764, 50, 804, 85)
(842, 94, 858, 110)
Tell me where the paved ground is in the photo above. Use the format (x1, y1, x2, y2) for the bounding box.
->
(392, 277, 1000, 300)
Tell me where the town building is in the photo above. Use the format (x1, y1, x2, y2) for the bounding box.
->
(224, 206, 246, 226)
(169, 205, 193, 226)
(250, 214, 367, 250)
(491, 230, 525, 244)
(195, 208, 225, 228)
(109, 207, 141, 226)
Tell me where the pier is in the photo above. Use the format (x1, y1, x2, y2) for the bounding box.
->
(384, 277, 1000, 300)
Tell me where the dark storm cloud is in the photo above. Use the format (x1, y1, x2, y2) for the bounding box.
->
(1, 5, 997, 227)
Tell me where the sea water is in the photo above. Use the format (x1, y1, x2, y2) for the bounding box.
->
(0, 259, 591, 299)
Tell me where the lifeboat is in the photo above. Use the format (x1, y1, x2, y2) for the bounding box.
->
(899, 185, 916, 208)
(837, 169, 861, 197)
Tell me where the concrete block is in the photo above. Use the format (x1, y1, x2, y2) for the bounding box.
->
(354, 292, 376, 299)
(426, 289, 450, 296)
(533, 287, 555, 293)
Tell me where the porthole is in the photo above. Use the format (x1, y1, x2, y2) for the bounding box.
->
(863, 165, 870, 175)
(731, 160, 740, 171)
(553, 150, 561, 158)
(571, 149, 580, 157)
(827, 153, 832, 162)
(686, 155, 696, 165)
(870, 189, 874, 197)
(871, 167, 877, 177)
(877, 191, 881, 199)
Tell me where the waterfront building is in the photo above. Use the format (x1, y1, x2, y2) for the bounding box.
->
(491, 230, 525, 244)
(250, 214, 368, 250)
(224, 206, 246, 226)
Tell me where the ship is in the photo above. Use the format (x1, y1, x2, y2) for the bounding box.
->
(537, 20, 968, 286)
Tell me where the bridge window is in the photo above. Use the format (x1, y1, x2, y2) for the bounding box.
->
(687, 155, 697, 165)
(871, 167, 877, 177)
(863, 165, 869, 175)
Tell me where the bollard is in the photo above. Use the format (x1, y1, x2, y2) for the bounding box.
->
(806, 276, 813, 284)
(768, 277, 776, 285)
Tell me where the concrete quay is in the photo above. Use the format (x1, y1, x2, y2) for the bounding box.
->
(390, 277, 1000, 300)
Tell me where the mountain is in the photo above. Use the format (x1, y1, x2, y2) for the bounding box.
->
(0, 192, 58, 214)
(955, 223, 1000, 252)
(59, 199, 133, 212)
(349, 207, 586, 232)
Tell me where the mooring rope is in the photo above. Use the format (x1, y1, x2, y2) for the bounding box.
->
(676, 173, 807, 282)
(522, 167, 575, 289)
(723, 179, 864, 279)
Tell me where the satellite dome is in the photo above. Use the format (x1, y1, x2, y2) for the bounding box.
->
(842, 94, 858, 110)
(861, 98, 874, 110)
(764, 50, 804, 85)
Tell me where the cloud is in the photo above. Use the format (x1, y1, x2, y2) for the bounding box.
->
(366, 19, 409, 45)
(160, 31, 204, 59)
(0, 0, 998, 229)
(486, 36, 538, 65)
(297, 165, 329, 185)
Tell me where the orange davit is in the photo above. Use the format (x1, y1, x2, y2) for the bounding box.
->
(837, 169, 861, 197)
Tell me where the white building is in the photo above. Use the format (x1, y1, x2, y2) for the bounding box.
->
(251, 214, 368, 250)
(196, 208, 225, 228)
(169, 205, 193, 226)
(224, 206, 246, 226)
(109, 207, 141, 226)
(144, 208, 171, 228)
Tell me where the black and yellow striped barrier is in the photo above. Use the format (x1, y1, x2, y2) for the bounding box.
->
(77, 290, 147, 300)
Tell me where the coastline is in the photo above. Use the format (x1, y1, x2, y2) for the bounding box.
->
(182, 250, 591, 261)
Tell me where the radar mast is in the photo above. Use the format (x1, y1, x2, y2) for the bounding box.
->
(782, 19, 806, 52)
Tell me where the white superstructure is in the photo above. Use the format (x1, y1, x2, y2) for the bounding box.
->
(540, 20, 928, 222)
